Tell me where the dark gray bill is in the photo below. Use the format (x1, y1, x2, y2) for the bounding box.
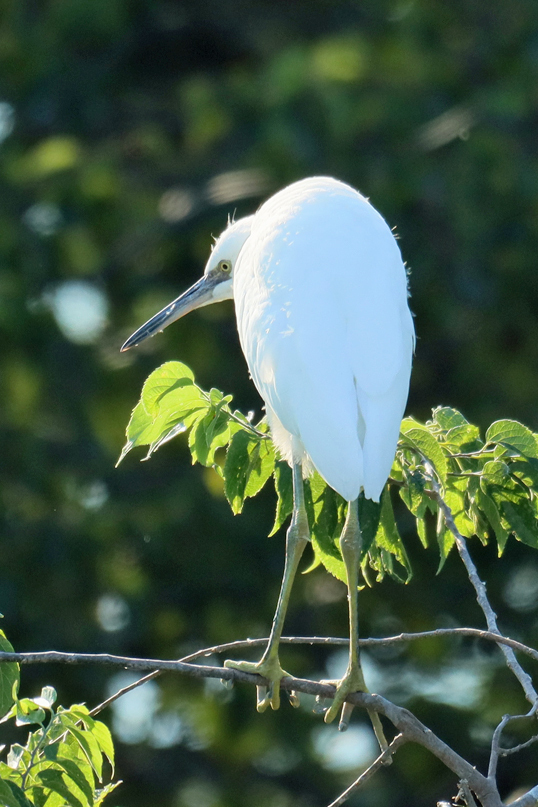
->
(121, 274, 216, 352)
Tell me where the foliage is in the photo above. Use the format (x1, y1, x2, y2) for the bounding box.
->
(3, 0, 538, 804)
(0, 670, 118, 807)
(120, 362, 538, 584)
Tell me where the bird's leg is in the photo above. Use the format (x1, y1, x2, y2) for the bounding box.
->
(224, 463, 309, 711)
(323, 499, 387, 747)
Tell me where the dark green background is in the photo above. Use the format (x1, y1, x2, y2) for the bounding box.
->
(1, 1, 538, 805)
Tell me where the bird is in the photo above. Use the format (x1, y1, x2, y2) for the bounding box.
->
(121, 176, 414, 735)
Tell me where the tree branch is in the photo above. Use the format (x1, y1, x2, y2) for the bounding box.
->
(424, 462, 538, 708)
(0, 644, 504, 807)
(326, 733, 406, 807)
(509, 785, 538, 807)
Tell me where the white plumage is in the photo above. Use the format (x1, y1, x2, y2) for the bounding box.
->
(221, 177, 414, 501)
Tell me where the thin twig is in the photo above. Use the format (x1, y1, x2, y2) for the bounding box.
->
(424, 461, 538, 708)
(2, 627, 538, 671)
(500, 732, 538, 757)
(487, 714, 512, 780)
(90, 670, 160, 716)
(488, 705, 538, 778)
(326, 733, 405, 807)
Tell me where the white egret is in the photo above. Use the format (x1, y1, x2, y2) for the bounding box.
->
(122, 176, 414, 734)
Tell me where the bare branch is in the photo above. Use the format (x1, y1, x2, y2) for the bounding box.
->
(509, 785, 538, 807)
(2, 626, 537, 672)
(360, 629, 538, 662)
(326, 733, 406, 807)
(488, 714, 512, 781)
(488, 705, 538, 781)
(500, 732, 538, 757)
(89, 670, 160, 717)
(423, 462, 538, 708)
(0, 642, 507, 805)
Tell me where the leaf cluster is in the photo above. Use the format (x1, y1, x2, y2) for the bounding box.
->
(0, 648, 118, 807)
(120, 363, 538, 585)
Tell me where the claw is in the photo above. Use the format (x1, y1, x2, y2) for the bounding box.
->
(338, 701, 354, 732)
(288, 690, 300, 708)
(220, 677, 234, 690)
(224, 656, 287, 712)
(322, 665, 366, 726)
(256, 685, 271, 712)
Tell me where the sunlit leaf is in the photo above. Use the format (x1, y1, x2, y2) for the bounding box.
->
(90, 722, 115, 776)
(485, 420, 538, 459)
(43, 756, 94, 805)
(269, 463, 293, 536)
(63, 725, 103, 781)
(140, 361, 195, 412)
(15, 699, 46, 727)
(224, 431, 275, 514)
(0, 779, 32, 807)
(481, 460, 510, 484)
(501, 501, 538, 549)
(443, 423, 481, 451)
(38, 768, 86, 807)
(375, 491, 412, 581)
(475, 488, 509, 554)
(400, 421, 448, 482)
(432, 406, 469, 430)
(0, 630, 19, 719)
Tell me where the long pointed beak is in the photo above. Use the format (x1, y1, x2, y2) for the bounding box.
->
(121, 274, 216, 352)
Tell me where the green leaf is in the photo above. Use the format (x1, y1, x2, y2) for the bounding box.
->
(375, 492, 412, 581)
(269, 463, 293, 536)
(39, 687, 56, 709)
(400, 421, 448, 482)
(358, 494, 382, 558)
(436, 526, 455, 571)
(38, 769, 86, 807)
(90, 722, 115, 776)
(443, 423, 481, 450)
(64, 725, 103, 781)
(140, 361, 194, 412)
(188, 409, 231, 467)
(6, 745, 26, 773)
(485, 420, 538, 459)
(432, 406, 469, 430)
(224, 431, 275, 514)
(443, 485, 474, 538)
(511, 459, 538, 490)
(117, 362, 210, 464)
(501, 500, 538, 549)
(94, 780, 122, 806)
(0, 631, 19, 719)
(481, 460, 510, 484)
(15, 699, 46, 727)
(311, 530, 346, 584)
(475, 488, 509, 554)
(0, 779, 33, 807)
(48, 756, 94, 805)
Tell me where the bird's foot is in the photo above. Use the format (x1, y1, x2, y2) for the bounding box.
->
(318, 666, 388, 748)
(320, 663, 368, 731)
(224, 656, 297, 712)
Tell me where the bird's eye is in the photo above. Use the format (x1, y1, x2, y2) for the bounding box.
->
(218, 260, 232, 273)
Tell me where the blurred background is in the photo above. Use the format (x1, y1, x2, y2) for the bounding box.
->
(1, 1, 538, 805)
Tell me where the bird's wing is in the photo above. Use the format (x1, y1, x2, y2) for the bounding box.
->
(234, 178, 414, 502)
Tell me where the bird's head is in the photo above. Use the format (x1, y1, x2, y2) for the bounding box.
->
(121, 215, 253, 351)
